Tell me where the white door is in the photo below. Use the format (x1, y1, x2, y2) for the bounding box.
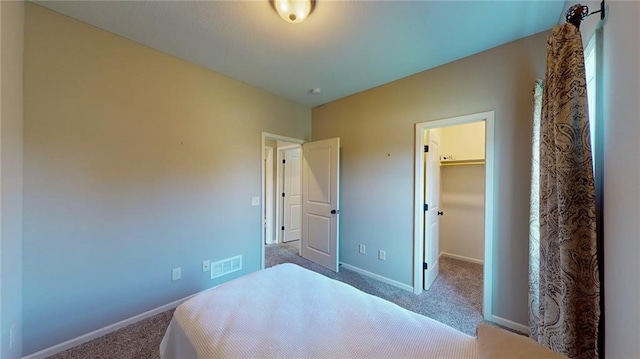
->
(424, 130, 441, 290)
(301, 138, 340, 272)
(283, 148, 302, 242)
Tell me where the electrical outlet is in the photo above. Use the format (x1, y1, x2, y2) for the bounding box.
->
(172, 267, 182, 281)
(202, 260, 211, 272)
(378, 250, 386, 261)
(359, 244, 365, 254)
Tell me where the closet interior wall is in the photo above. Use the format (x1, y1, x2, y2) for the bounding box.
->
(439, 122, 486, 264)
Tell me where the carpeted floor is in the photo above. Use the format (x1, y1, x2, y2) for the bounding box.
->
(266, 240, 485, 335)
(48, 241, 486, 358)
(48, 309, 174, 359)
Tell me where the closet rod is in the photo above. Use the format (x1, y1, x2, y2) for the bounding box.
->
(440, 159, 485, 167)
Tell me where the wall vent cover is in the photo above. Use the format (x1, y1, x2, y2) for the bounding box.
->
(211, 255, 242, 279)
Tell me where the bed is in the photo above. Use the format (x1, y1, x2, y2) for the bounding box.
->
(160, 263, 564, 359)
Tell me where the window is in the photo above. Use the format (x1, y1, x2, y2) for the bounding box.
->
(584, 34, 597, 169)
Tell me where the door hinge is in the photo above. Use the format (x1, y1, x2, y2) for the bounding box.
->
(423, 262, 428, 270)
(423, 203, 428, 211)
(281, 226, 285, 231)
(424, 145, 429, 152)
(282, 192, 285, 197)
(282, 159, 286, 164)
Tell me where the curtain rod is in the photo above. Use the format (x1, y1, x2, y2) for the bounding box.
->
(566, 0, 605, 29)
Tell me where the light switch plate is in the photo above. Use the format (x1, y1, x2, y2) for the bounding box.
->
(251, 196, 260, 206)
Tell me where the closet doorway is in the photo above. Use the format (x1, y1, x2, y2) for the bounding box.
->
(413, 111, 495, 322)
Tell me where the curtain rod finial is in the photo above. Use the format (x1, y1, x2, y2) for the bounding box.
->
(566, 4, 589, 28)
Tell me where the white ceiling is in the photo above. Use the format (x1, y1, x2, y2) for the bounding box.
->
(34, 0, 566, 107)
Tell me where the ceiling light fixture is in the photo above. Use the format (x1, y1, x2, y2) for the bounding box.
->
(272, 0, 316, 24)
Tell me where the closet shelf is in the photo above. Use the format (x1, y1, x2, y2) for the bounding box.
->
(440, 159, 485, 166)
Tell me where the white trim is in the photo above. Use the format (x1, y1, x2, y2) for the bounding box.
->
(483, 112, 495, 321)
(439, 251, 484, 265)
(491, 315, 529, 335)
(339, 262, 413, 292)
(22, 286, 218, 359)
(413, 111, 495, 324)
(261, 132, 305, 270)
(413, 122, 425, 295)
(277, 144, 300, 151)
(275, 149, 283, 244)
(264, 146, 274, 245)
(262, 132, 305, 146)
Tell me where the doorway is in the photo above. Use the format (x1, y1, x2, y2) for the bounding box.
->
(261, 133, 341, 272)
(413, 111, 495, 322)
(262, 134, 304, 269)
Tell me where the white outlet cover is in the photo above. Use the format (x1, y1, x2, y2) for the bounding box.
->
(378, 250, 386, 260)
(172, 267, 182, 281)
(202, 260, 211, 272)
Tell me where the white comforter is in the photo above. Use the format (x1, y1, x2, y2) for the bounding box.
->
(160, 263, 477, 358)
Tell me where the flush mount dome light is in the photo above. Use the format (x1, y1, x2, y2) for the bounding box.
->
(272, 0, 316, 24)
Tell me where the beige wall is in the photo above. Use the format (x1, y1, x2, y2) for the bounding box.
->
(440, 122, 485, 161)
(313, 30, 549, 326)
(440, 165, 485, 263)
(22, 3, 310, 355)
(0, 1, 24, 358)
(439, 122, 485, 263)
(600, 1, 640, 357)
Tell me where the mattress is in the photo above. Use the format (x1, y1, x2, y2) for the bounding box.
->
(160, 263, 478, 358)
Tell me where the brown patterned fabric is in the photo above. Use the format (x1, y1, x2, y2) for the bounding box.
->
(528, 24, 600, 359)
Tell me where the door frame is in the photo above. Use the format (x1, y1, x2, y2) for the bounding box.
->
(261, 132, 305, 270)
(413, 111, 495, 322)
(264, 146, 274, 244)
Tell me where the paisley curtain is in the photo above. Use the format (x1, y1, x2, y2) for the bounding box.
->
(528, 24, 600, 359)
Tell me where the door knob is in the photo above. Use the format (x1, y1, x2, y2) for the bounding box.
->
(331, 209, 339, 214)
(437, 211, 444, 216)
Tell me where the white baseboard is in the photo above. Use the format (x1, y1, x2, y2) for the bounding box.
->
(22, 286, 217, 359)
(491, 315, 529, 334)
(439, 251, 484, 265)
(339, 262, 413, 292)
